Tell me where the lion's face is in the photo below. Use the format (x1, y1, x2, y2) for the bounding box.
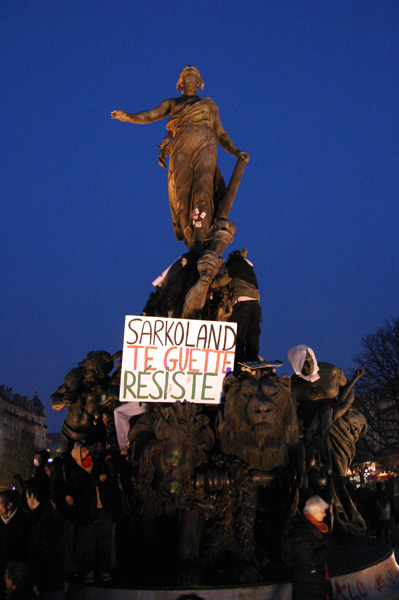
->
(152, 437, 198, 497)
(220, 373, 298, 471)
(129, 402, 215, 509)
(240, 377, 282, 441)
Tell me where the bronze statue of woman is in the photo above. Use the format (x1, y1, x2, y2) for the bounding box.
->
(112, 66, 249, 253)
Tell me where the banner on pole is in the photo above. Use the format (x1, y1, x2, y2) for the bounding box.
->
(120, 316, 236, 404)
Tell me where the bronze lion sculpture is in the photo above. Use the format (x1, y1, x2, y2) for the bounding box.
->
(215, 371, 305, 567)
(127, 373, 304, 585)
(128, 401, 215, 586)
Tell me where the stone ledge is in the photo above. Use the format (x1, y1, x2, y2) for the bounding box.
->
(81, 545, 399, 600)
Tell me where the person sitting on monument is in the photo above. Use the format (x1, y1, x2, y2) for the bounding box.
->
(111, 65, 249, 253)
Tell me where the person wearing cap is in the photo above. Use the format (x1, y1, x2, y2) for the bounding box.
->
(283, 496, 333, 600)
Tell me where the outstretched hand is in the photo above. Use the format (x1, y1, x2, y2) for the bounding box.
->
(197, 251, 224, 279)
(111, 110, 126, 120)
(354, 365, 365, 380)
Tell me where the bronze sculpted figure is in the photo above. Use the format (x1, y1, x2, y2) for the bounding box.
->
(125, 371, 305, 585)
(128, 402, 215, 586)
(111, 65, 249, 253)
(218, 371, 305, 565)
(50, 351, 120, 452)
(287, 345, 367, 534)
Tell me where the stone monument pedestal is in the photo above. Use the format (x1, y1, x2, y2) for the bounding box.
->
(81, 537, 399, 600)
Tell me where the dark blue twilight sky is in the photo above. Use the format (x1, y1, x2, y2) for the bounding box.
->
(1, 1, 398, 433)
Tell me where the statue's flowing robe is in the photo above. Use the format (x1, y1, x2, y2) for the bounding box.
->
(293, 366, 367, 478)
(292, 365, 368, 535)
(161, 98, 226, 245)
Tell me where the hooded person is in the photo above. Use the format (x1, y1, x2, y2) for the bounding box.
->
(283, 496, 333, 600)
(288, 345, 367, 535)
(69, 443, 121, 584)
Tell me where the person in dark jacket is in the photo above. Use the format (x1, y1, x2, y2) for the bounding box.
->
(25, 477, 66, 600)
(69, 443, 121, 584)
(13, 450, 50, 511)
(355, 483, 373, 522)
(368, 481, 396, 545)
(212, 248, 262, 371)
(43, 455, 78, 593)
(283, 496, 333, 600)
(0, 491, 32, 600)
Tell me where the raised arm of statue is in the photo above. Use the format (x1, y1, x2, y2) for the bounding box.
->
(111, 98, 176, 124)
(332, 365, 364, 421)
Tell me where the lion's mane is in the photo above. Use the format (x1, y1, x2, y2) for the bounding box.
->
(218, 373, 299, 472)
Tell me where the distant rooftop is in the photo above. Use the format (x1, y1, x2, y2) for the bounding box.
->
(0, 385, 46, 417)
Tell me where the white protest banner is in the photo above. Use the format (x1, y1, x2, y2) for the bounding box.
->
(120, 316, 237, 404)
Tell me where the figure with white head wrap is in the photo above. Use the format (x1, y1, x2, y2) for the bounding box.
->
(283, 496, 333, 600)
(287, 345, 367, 535)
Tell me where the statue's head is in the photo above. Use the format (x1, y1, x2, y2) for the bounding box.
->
(78, 350, 114, 382)
(287, 345, 320, 382)
(176, 66, 204, 95)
